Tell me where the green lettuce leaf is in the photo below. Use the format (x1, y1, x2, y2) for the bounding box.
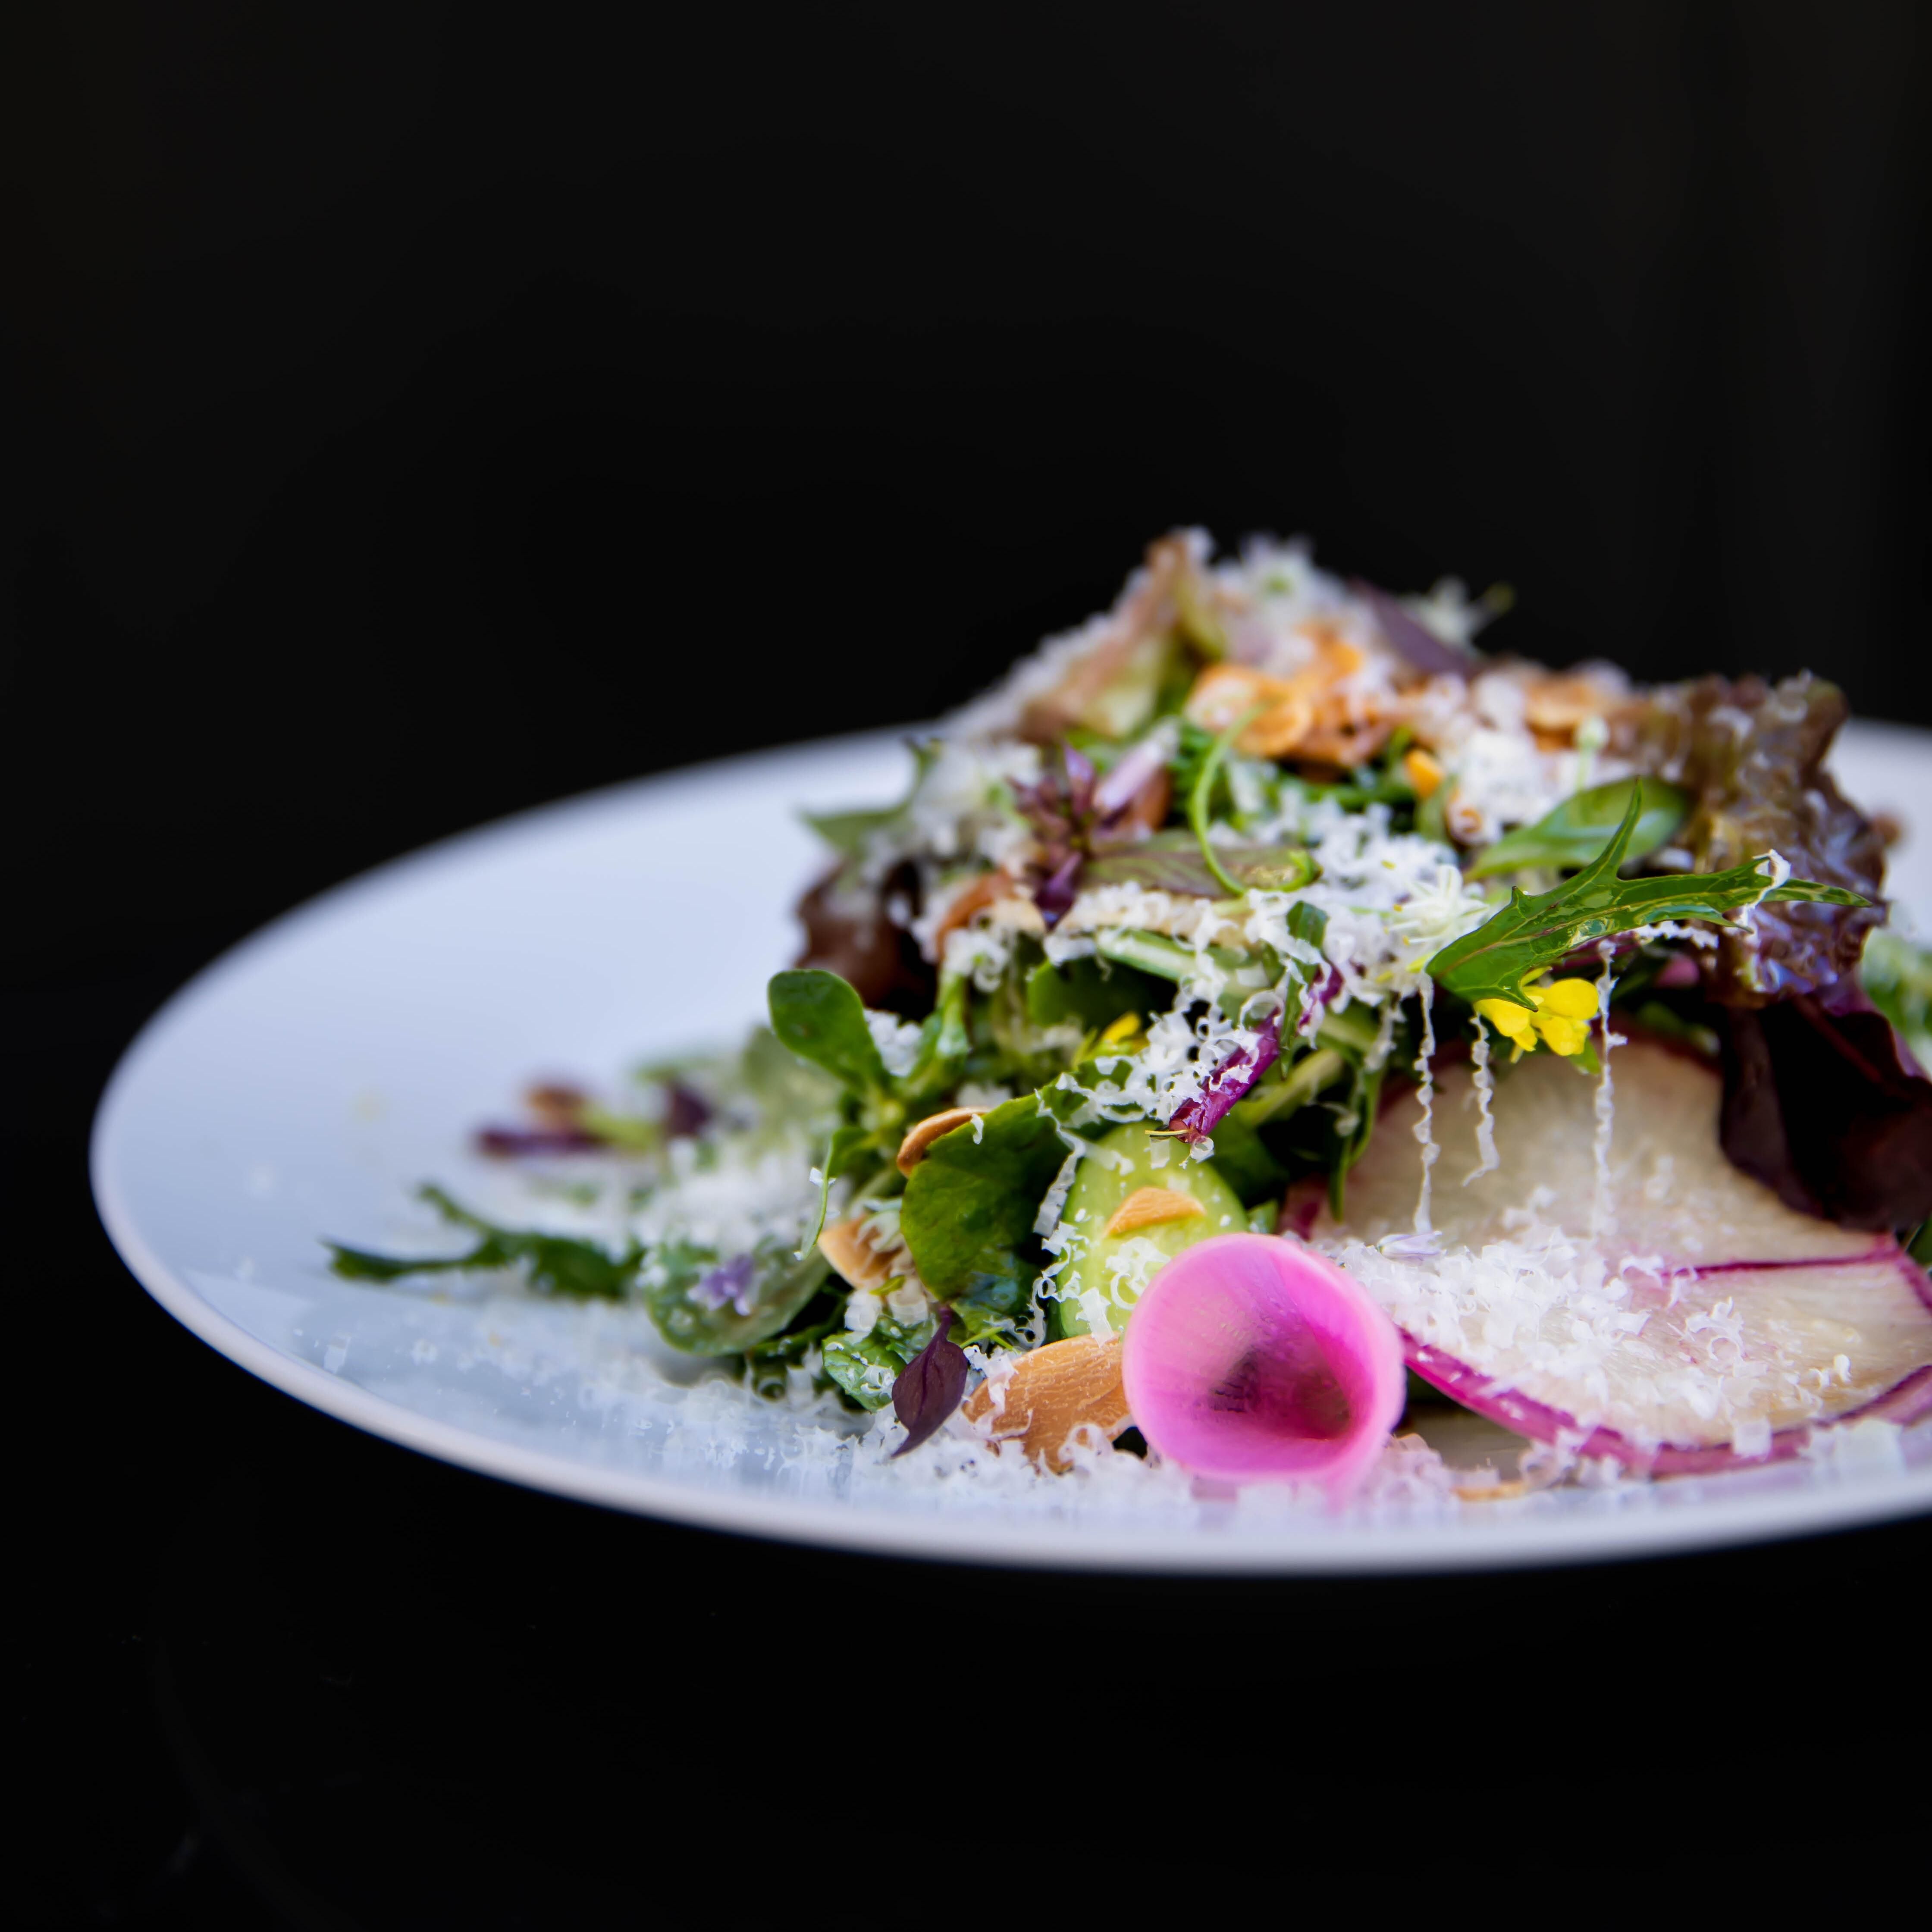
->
(821, 1312, 934, 1410)
(641, 1237, 832, 1354)
(767, 968, 891, 1095)
(1427, 791, 1868, 1009)
(1024, 954, 1169, 1032)
(899, 1094, 1068, 1299)
(1465, 776, 1687, 880)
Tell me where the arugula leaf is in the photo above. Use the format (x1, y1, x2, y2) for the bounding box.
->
(1465, 776, 1688, 880)
(767, 968, 891, 1095)
(1427, 791, 1868, 1010)
(899, 1095, 1068, 1299)
(1024, 954, 1168, 1032)
(326, 1186, 640, 1298)
(642, 1236, 832, 1354)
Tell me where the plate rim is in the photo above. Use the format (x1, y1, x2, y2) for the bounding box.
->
(91, 729, 1932, 1574)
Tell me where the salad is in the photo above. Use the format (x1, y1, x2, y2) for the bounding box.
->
(332, 533, 1932, 1499)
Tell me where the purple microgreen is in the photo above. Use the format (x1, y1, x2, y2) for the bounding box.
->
(890, 1306, 969, 1457)
(1035, 853, 1084, 928)
(1013, 741, 1115, 922)
(691, 1251, 758, 1314)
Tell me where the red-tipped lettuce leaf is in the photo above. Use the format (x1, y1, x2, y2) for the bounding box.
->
(1719, 994, 1932, 1231)
(1629, 673, 1885, 1006)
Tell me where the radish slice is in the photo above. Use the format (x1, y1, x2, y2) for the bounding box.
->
(1311, 1040, 1932, 1471)
(1119, 1233, 1406, 1492)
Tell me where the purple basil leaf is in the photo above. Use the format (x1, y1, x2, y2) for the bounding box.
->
(890, 1306, 969, 1457)
(692, 1251, 759, 1314)
(1719, 996, 1932, 1230)
(1351, 580, 1476, 678)
(1168, 1015, 1282, 1142)
(476, 1126, 607, 1156)
(1036, 853, 1084, 928)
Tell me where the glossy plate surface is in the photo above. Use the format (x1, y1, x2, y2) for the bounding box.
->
(93, 724, 1932, 1569)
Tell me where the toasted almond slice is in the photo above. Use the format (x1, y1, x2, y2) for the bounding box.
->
(927, 869, 1015, 956)
(1402, 747, 1445, 798)
(895, 1107, 988, 1176)
(962, 1335, 1132, 1473)
(1454, 1479, 1529, 1503)
(817, 1215, 897, 1290)
(1103, 1185, 1208, 1238)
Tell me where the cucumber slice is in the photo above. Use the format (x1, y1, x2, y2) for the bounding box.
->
(1051, 1123, 1246, 1337)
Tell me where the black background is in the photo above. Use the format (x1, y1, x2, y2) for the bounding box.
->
(11, 5, 1931, 1921)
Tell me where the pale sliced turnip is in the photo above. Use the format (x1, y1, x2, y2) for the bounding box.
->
(1309, 1040, 1932, 1471)
(1119, 1233, 1406, 1493)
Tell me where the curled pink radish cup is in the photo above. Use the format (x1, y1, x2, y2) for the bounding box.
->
(1120, 1233, 1405, 1495)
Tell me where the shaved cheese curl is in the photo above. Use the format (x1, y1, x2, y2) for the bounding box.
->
(1119, 1233, 1405, 1494)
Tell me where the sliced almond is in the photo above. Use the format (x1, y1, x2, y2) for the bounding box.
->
(927, 870, 1014, 956)
(962, 1335, 1132, 1473)
(1185, 664, 1312, 758)
(817, 1215, 897, 1290)
(895, 1107, 988, 1176)
(1402, 747, 1445, 799)
(1103, 1185, 1208, 1238)
(1453, 1479, 1529, 1503)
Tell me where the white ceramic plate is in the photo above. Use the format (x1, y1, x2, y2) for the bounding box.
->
(94, 724, 1932, 1570)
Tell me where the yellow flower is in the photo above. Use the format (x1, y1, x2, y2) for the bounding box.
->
(1475, 976, 1598, 1059)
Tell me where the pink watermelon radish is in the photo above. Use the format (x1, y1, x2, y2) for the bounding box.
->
(1306, 1038, 1932, 1472)
(1119, 1233, 1406, 1493)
